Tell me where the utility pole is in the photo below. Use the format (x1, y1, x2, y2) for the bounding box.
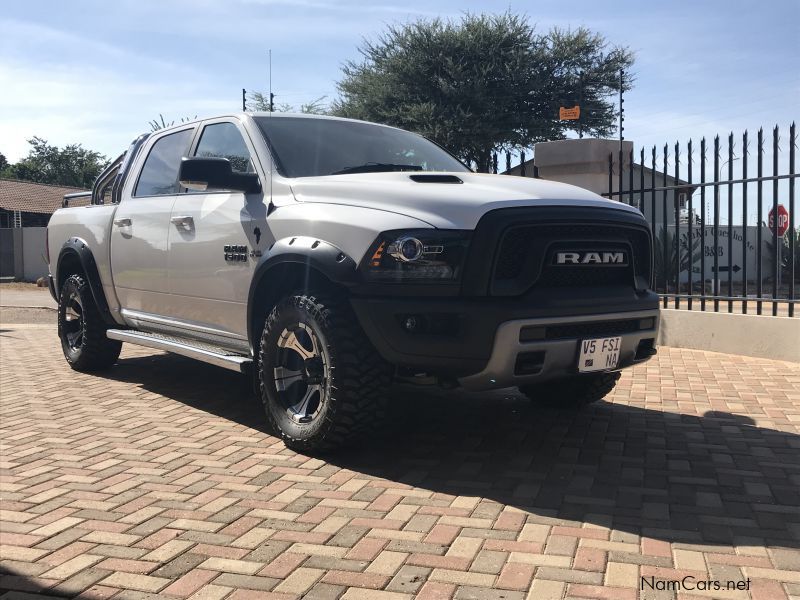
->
(578, 71, 584, 139)
(242, 88, 246, 112)
(619, 69, 625, 152)
(269, 93, 275, 112)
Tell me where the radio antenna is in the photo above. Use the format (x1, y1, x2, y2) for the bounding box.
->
(268, 49, 274, 211)
(269, 49, 273, 113)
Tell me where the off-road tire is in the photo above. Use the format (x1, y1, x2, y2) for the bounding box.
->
(58, 274, 122, 371)
(519, 371, 621, 408)
(258, 293, 391, 453)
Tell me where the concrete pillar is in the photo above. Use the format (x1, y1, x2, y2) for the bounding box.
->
(533, 139, 632, 198)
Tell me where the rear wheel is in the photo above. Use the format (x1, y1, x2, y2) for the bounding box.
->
(58, 274, 122, 371)
(258, 293, 391, 453)
(519, 371, 620, 408)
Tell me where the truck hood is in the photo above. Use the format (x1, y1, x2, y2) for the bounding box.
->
(288, 171, 641, 229)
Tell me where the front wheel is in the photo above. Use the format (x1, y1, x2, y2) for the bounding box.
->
(258, 293, 391, 453)
(519, 371, 620, 408)
(58, 274, 122, 371)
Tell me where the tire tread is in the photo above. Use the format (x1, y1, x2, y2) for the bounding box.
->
(258, 293, 391, 452)
(58, 274, 122, 371)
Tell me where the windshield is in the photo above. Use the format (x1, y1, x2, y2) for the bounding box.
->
(255, 116, 469, 178)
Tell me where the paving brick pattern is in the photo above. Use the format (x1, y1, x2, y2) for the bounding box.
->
(1, 323, 799, 599)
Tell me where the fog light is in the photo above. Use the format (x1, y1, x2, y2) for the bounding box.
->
(403, 316, 419, 332)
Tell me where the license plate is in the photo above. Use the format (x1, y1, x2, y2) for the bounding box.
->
(578, 336, 621, 372)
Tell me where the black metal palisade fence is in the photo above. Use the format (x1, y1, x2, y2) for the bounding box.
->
(604, 123, 797, 317)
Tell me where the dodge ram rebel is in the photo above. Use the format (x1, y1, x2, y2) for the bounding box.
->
(47, 113, 659, 451)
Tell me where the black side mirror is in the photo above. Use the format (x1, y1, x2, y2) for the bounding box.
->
(179, 157, 262, 194)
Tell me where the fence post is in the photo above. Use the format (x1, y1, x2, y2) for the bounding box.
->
(674, 141, 681, 309)
(687, 139, 693, 310)
(790, 122, 796, 317)
(757, 128, 763, 315)
(713, 136, 720, 312)
(773, 125, 780, 316)
(663, 144, 669, 308)
(742, 131, 748, 314)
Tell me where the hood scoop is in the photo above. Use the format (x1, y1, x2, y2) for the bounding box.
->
(408, 174, 463, 184)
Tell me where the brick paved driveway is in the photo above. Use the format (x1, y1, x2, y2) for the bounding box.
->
(1, 323, 799, 600)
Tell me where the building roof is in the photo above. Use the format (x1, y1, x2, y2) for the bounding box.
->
(0, 178, 90, 215)
(504, 156, 697, 191)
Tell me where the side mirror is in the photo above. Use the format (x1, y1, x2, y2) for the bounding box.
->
(179, 157, 262, 194)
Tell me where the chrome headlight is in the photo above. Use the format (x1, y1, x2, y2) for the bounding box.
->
(362, 230, 471, 282)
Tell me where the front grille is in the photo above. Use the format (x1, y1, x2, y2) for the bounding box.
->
(493, 228, 530, 280)
(491, 223, 651, 295)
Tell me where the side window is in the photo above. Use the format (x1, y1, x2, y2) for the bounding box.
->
(134, 129, 193, 197)
(194, 122, 255, 174)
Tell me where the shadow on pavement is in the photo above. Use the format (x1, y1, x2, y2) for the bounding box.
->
(99, 351, 800, 551)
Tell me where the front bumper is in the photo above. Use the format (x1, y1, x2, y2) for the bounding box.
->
(350, 289, 660, 387)
(456, 310, 659, 390)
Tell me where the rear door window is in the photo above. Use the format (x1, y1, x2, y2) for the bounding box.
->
(134, 129, 194, 197)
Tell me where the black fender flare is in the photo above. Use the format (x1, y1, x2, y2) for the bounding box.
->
(246, 236, 360, 348)
(56, 237, 116, 325)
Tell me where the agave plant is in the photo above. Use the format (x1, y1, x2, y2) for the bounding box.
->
(653, 227, 704, 293)
(148, 114, 198, 132)
(764, 228, 800, 284)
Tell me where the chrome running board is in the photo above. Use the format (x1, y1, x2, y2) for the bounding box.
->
(106, 329, 252, 373)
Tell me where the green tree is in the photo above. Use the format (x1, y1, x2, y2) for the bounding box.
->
(332, 13, 634, 171)
(0, 151, 8, 175)
(246, 92, 329, 115)
(6, 137, 108, 188)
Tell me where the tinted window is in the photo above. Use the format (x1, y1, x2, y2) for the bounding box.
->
(194, 122, 255, 174)
(255, 117, 467, 178)
(134, 129, 193, 197)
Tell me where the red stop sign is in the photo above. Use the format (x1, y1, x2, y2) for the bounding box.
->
(768, 204, 790, 237)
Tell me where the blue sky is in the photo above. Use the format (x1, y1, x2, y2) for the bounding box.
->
(1, 0, 797, 166)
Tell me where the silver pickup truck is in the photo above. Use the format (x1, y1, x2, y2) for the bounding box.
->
(47, 113, 659, 451)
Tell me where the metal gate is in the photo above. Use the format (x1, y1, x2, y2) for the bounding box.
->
(605, 123, 797, 317)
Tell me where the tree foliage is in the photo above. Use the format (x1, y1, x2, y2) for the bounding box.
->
(332, 13, 634, 170)
(149, 114, 198, 131)
(3, 138, 108, 188)
(0, 151, 8, 175)
(247, 92, 329, 115)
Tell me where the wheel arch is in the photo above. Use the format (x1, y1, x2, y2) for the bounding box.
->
(247, 237, 360, 354)
(56, 238, 116, 325)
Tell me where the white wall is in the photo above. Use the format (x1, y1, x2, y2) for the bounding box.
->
(0, 227, 48, 282)
(21, 227, 48, 281)
(659, 309, 799, 363)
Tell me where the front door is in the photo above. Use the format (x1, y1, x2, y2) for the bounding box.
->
(166, 119, 271, 347)
(110, 127, 194, 317)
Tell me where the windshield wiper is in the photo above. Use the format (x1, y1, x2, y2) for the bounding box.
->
(331, 162, 424, 175)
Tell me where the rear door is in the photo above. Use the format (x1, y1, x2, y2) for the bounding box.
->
(166, 118, 270, 346)
(110, 126, 195, 318)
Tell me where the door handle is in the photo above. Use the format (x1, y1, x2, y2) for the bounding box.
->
(113, 218, 131, 227)
(170, 215, 194, 231)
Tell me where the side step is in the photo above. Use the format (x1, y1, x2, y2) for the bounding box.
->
(106, 329, 252, 373)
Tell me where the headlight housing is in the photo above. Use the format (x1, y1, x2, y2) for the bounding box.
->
(362, 229, 471, 282)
